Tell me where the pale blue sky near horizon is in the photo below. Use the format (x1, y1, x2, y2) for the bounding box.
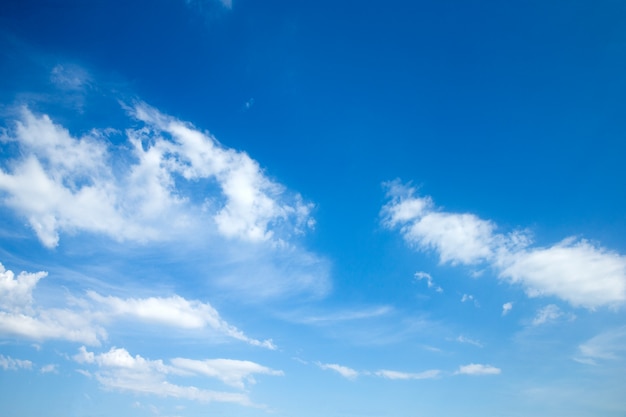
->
(1, 1, 625, 416)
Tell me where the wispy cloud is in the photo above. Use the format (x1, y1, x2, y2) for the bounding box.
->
(414, 271, 443, 293)
(374, 369, 440, 380)
(40, 364, 58, 373)
(316, 362, 359, 380)
(455, 363, 501, 376)
(382, 181, 626, 309)
(461, 294, 479, 307)
(502, 302, 513, 316)
(0, 262, 273, 348)
(87, 292, 275, 349)
(531, 304, 565, 326)
(456, 335, 483, 348)
(295, 305, 393, 325)
(574, 326, 626, 365)
(170, 358, 283, 389)
(74, 346, 273, 406)
(0, 354, 33, 371)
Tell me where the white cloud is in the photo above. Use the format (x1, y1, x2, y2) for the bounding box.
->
(87, 292, 275, 349)
(498, 239, 626, 308)
(0, 262, 47, 313)
(297, 305, 392, 324)
(74, 346, 277, 406)
(455, 363, 501, 375)
(0, 104, 313, 248)
(382, 181, 626, 309)
(531, 304, 566, 326)
(40, 364, 58, 373)
(170, 358, 283, 389)
(0, 308, 106, 346)
(0, 262, 273, 348)
(502, 302, 513, 316)
(461, 294, 479, 307)
(130, 102, 313, 244)
(374, 369, 440, 380)
(456, 335, 483, 347)
(50, 64, 91, 91)
(0, 354, 33, 371)
(574, 326, 626, 365)
(414, 271, 442, 293)
(316, 362, 359, 380)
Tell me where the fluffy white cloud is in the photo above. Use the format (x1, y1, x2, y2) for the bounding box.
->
(0, 354, 33, 371)
(374, 369, 440, 380)
(75, 346, 279, 406)
(0, 104, 313, 248)
(498, 239, 626, 308)
(316, 362, 359, 379)
(382, 184, 496, 265)
(455, 363, 501, 375)
(0, 262, 46, 313)
(171, 358, 283, 389)
(382, 181, 626, 309)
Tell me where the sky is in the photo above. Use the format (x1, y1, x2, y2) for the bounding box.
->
(0, 1, 625, 416)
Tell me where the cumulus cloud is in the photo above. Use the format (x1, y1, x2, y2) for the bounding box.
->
(0, 104, 313, 248)
(455, 363, 501, 375)
(498, 239, 626, 308)
(374, 369, 440, 380)
(0, 354, 33, 371)
(74, 346, 266, 406)
(0, 263, 273, 348)
(414, 271, 442, 293)
(382, 181, 626, 309)
(0, 262, 47, 313)
(316, 362, 359, 380)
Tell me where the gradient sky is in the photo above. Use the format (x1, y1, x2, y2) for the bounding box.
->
(1, 1, 626, 416)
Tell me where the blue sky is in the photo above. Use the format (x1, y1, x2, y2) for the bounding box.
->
(1, 1, 625, 416)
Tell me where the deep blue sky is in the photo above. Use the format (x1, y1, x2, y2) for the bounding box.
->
(1, 1, 626, 416)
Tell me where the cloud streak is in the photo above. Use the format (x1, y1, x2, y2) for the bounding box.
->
(0, 262, 273, 348)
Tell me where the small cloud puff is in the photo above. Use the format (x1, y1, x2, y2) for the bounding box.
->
(414, 271, 443, 293)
